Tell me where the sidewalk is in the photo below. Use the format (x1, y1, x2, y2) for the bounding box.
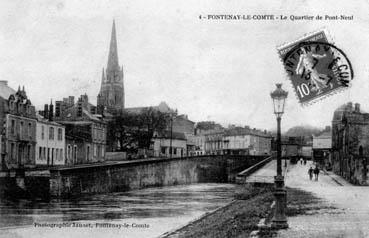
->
(245, 160, 288, 184)
(277, 161, 369, 238)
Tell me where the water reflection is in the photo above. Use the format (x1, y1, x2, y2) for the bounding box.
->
(0, 183, 239, 231)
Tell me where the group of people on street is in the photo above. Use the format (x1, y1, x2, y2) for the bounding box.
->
(308, 166, 320, 181)
(299, 158, 320, 181)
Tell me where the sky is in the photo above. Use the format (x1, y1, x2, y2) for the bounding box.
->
(1, 0, 369, 132)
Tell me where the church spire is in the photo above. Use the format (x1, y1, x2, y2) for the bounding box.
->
(107, 20, 119, 73)
(101, 67, 105, 84)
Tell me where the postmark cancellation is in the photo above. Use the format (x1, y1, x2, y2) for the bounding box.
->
(278, 30, 354, 106)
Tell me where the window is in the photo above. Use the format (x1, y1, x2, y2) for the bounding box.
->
(51, 148, 54, 165)
(28, 123, 32, 137)
(11, 120, 15, 135)
(57, 128, 63, 140)
(41, 126, 45, 140)
(27, 145, 31, 163)
(87, 145, 90, 161)
(67, 145, 71, 161)
(94, 145, 97, 157)
(10, 143, 15, 160)
(73, 145, 77, 163)
(60, 149, 63, 162)
(39, 147, 42, 160)
(161, 147, 166, 154)
(20, 121, 23, 137)
(47, 148, 50, 165)
(49, 127, 54, 140)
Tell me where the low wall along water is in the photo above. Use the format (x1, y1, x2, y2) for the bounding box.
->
(1, 155, 268, 198)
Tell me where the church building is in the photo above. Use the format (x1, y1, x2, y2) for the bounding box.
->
(97, 20, 125, 115)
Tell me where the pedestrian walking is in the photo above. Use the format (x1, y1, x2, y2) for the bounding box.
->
(308, 167, 313, 180)
(314, 166, 320, 181)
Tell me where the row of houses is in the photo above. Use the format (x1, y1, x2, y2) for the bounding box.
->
(0, 81, 107, 170)
(192, 126, 273, 156)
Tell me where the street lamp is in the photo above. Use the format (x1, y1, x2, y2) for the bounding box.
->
(270, 83, 288, 229)
(170, 116, 173, 159)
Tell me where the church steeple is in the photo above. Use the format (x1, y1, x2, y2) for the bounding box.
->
(107, 20, 119, 74)
(97, 20, 125, 115)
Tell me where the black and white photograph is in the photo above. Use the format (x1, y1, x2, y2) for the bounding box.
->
(0, 0, 368, 237)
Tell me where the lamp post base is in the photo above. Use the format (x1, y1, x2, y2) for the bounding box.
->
(271, 175, 288, 229)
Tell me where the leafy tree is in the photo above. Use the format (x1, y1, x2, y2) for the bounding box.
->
(107, 108, 171, 152)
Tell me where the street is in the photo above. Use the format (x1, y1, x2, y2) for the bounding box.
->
(277, 161, 369, 238)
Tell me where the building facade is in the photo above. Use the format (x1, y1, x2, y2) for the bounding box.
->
(50, 94, 107, 164)
(332, 102, 369, 185)
(0, 84, 37, 170)
(151, 131, 187, 158)
(193, 134, 206, 156)
(313, 129, 332, 168)
(204, 130, 225, 155)
(97, 20, 124, 115)
(223, 127, 272, 156)
(35, 116, 65, 166)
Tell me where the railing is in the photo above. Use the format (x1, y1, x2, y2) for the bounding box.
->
(235, 155, 274, 184)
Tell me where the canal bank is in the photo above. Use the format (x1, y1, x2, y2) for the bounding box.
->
(1, 155, 269, 198)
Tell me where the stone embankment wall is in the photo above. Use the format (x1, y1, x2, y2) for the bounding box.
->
(1, 155, 267, 198)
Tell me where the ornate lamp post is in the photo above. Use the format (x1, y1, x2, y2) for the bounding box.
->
(270, 83, 288, 229)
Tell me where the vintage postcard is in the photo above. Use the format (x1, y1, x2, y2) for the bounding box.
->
(0, 0, 368, 238)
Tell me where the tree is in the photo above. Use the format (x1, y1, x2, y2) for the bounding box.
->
(107, 108, 171, 152)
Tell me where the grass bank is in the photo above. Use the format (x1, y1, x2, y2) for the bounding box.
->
(163, 185, 336, 238)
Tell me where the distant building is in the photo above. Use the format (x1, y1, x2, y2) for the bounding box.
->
(0, 83, 37, 170)
(332, 102, 369, 185)
(279, 137, 299, 158)
(192, 134, 206, 156)
(223, 127, 272, 156)
(125, 102, 174, 115)
(152, 131, 187, 158)
(45, 94, 107, 164)
(204, 129, 225, 155)
(97, 20, 125, 115)
(171, 114, 195, 156)
(35, 114, 65, 166)
(313, 128, 332, 167)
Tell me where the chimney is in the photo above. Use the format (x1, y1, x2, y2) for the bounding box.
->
(69, 96, 75, 106)
(355, 103, 360, 113)
(44, 104, 49, 119)
(55, 101, 61, 118)
(77, 100, 83, 117)
(49, 100, 54, 121)
(347, 102, 353, 112)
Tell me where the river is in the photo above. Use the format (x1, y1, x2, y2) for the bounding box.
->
(0, 183, 240, 238)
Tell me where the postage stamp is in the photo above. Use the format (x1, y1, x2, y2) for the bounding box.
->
(278, 30, 354, 105)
